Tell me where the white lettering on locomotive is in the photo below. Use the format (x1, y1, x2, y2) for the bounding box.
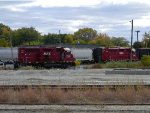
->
(43, 52, 51, 55)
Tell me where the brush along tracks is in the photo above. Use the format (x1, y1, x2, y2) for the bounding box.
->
(0, 84, 149, 105)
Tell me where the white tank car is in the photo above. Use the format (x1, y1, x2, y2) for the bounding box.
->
(0, 47, 18, 61)
(70, 48, 93, 62)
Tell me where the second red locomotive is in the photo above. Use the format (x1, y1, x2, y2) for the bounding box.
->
(93, 47, 138, 63)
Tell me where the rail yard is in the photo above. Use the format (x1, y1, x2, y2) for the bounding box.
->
(0, 69, 150, 85)
(1, 0, 150, 112)
(0, 68, 149, 113)
(0, 47, 150, 112)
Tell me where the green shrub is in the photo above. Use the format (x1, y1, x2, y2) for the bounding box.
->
(75, 60, 81, 66)
(104, 61, 142, 68)
(141, 55, 150, 67)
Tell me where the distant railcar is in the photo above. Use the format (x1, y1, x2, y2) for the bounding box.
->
(93, 47, 138, 63)
(136, 48, 150, 59)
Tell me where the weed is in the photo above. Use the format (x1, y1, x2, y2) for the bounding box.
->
(0, 85, 149, 104)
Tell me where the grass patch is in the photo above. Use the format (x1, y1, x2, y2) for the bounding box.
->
(90, 61, 145, 69)
(104, 61, 142, 68)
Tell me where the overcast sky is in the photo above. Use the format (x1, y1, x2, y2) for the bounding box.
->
(0, 0, 150, 42)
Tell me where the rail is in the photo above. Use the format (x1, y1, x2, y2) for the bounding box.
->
(0, 84, 149, 91)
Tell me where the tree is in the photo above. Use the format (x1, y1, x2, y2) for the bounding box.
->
(0, 38, 9, 47)
(74, 28, 97, 41)
(42, 33, 67, 44)
(142, 32, 150, 48)
(43, 34, 59, 44)
(14, 27, 40, 45)
(64, 34, 73, 44)
(12, 30, 23, 46)
(133, 41, 143, 49)
(0, 23, 10, 37)
(111, 37, 129, 47)
(92, 33, 112, 47)
(59, 34, 67, 43)
(0, 23, 11, 47)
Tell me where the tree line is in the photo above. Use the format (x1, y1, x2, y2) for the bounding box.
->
(0, 23, 149, 48)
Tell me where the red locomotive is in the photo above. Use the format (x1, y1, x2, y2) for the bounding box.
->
(93, 47, 138, 63)
(18, 46, 75, 68)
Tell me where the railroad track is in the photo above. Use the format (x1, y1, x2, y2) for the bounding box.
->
(0, 84, 149, 91)
(0, 105, 149, 113)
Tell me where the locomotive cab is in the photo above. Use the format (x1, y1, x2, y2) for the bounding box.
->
(63, 48, 75, 62)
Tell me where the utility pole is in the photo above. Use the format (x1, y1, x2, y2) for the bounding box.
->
(135, 30, 140, 42)
(9, 29, 13, 61)
(59, 29, 61, 46)
(129, 19, 133, 61)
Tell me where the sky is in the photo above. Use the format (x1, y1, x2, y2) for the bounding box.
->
(0, 0, 150, 42)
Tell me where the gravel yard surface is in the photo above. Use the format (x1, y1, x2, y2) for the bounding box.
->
(0, 69, 149, 113)
(0, 69, 149, 85)
(0, 105, 149, 113)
